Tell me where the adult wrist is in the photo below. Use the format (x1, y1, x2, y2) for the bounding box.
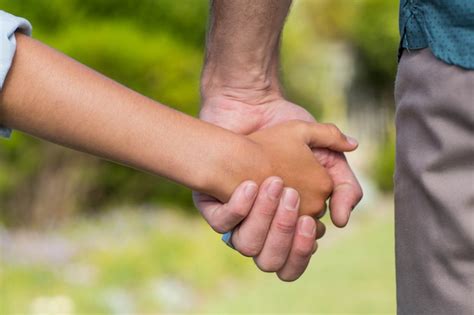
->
(201, 52, 283, 105)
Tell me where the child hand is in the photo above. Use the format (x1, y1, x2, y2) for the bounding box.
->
(209, 120, 358, 218)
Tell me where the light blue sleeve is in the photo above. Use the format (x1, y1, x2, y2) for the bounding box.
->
(0, 10, 32, 138)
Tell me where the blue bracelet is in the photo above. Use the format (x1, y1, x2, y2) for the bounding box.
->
(221, 230, 235, 249)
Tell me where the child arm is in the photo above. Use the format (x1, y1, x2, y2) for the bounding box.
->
(0, 34, 357, 216)
(0, 33, 261, 195)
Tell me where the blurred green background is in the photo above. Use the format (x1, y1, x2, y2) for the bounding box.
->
(0, 0, 398, 314)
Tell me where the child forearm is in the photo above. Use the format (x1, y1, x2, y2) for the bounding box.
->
(0, 34, 261, 195)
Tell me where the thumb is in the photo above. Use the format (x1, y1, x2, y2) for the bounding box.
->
(304, 123, 358, 152)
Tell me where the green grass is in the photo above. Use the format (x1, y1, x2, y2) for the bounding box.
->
(200, 212, 396, 314)
(1, 206, 395, 314)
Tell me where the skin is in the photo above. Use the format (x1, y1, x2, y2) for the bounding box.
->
(195, 0, 363, 281)
(0, 34, 357, 269)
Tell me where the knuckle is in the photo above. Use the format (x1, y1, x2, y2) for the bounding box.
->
(298, 121, 311, 135)
(229, 206, 247, 222)
(258, 204, 277, 218)
(293, 245, 313, 260)
(325, 123, 344, 141)
(287, 120, 309, 136)
(326, 122, 340, 134)
(210, 222, 228, 234)
(274, 220, 296, 235)
(208, 205, 248, 234)
(235, 242, 262, 257)
(256, 259, 284, 273)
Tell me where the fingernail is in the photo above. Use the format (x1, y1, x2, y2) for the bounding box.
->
(267, 178, 283, 200)
(300, 217, 316, 237)
(244, 182, 258, 199)
(347, 136, 358, 146)
(283, 188, 299, 211)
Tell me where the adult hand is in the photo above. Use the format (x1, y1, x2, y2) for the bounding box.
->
(194, 96, 362, 282)
(194, 176, 325, 281)
(200, 95, 363, 227)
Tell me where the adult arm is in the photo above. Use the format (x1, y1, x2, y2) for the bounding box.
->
(196, 0, 363, 281)
(201, 0, 363, 226)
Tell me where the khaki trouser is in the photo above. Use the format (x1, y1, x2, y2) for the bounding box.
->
(394, 48, 474, 314)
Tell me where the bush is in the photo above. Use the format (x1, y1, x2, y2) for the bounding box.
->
(372, 128, 396, 192)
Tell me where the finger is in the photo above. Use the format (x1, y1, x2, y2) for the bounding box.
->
(315, 219, 326, 239)
(277, 216, 316, 281)
(192, 180, 258, 234)
(326, 153, 363, 227)
(232, 177, 284, 257)
(254, 187, 299, 272)
(304, 123, 358, 152)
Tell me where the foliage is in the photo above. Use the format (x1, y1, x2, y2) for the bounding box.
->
(0, 0, 209, 225)
(0, 0, 398, 226)
(373, 128, 396, 192)
(296, 0, 399, 90)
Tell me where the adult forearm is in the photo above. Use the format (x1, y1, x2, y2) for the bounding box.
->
(0, 34, 257, 196)
(202, 0, 291, 101)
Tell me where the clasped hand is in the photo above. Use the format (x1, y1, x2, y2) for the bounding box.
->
(195, 99, 362, 281)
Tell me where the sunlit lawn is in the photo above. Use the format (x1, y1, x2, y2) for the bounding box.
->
(1, 199, 395, 314)
(202, 208, 396, 314)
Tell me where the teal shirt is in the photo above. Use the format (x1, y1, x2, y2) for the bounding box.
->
(399, 0, 474, 69)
